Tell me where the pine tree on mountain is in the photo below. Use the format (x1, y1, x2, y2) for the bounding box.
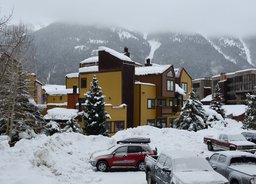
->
(243, 93, 256, 129)
(210, 84, 225, 119)
(174, 89, 207, 131)
(83, 75, 109, 135)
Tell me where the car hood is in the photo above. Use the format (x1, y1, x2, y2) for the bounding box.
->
(230, 141, 256, 146)
(174, 170, 228, 184)
(229, 165, 256, 176)
(91, 150, 112, 159)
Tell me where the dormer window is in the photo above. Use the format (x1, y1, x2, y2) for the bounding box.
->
(167, 71, 174, 77)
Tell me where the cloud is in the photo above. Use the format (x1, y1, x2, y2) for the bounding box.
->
(1, 0, 256, 37)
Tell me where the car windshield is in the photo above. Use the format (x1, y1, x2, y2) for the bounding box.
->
(107, 145, 119, 152)
(173, 157, 213, 172)
(230, 157, 256, 165)
(229, 134, 247, 141)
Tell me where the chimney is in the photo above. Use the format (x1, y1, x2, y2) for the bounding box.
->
(124, 47, 130, 57)
(145, 58, 152, 66)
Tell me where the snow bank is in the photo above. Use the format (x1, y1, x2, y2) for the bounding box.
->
(0, 119, 245, 184)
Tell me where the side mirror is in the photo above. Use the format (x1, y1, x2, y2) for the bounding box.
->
(112, 152, 116, 156)
(162, 167, 172, 173)
(211, 164, 217, 170)
(205, 157, 210, 161)
(153, 147, 158, 155)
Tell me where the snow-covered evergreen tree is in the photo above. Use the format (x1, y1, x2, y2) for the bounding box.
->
(0, 55, 44, 144)
(174, 89, 207, 131)
(83, 75, 109, 135)
(210, 84, 225, 119)
(44, 121, 61, 136)
(62, 119, 83, 133)
(243, 93, 256, 129)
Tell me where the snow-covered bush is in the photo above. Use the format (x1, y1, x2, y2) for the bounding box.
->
(243, 93, 256, 129)
(62, 119, 83, 133)
(210, 84, 225, 119)
(44, 121, 61, 136)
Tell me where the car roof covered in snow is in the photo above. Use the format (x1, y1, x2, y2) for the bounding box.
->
(212, 151, 256, 157)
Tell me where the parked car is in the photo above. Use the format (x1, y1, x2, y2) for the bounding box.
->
(90, 138, 156, 172)
(204, 133, 256, 152)
(242, 131, 256, 144)
(145, 152, 228, 184)
(208, 151, 256, 184)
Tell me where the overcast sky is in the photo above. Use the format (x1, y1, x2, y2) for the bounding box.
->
(1, 0, 256, 37)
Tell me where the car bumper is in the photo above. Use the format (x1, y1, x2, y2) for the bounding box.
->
(237, 148, 256, 153)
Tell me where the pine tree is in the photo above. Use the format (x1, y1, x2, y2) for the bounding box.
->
(210, 84, 225, 119)
(0, 55, 44, 145)
(62, 119, 83, 133)
(83, 75, 109, 135)
(243, 93, 256, 129)
(174, 89, 207, 131)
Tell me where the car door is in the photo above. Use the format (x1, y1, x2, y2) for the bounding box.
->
(155, 154, 167, 184)
(126, 146, 143, 167)
(111, 146, 128, 167)
(162, 158, 172, 184)
(215, 154, 228, 178)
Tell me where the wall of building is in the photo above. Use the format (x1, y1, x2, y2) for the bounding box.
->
(47, 94, 67, 104)
(79, 71, 122, 105)
(66, 77, 78, 89)
(180, 69, 192, 100)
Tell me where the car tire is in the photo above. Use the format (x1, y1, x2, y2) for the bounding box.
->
(231, 180, 239, 184)
(137, 161, 146, 171)
(230, 147, 236, 151)
(207, 142, 213, 151)
(96, 160, 108, 172)
(147, 171, 156, 184)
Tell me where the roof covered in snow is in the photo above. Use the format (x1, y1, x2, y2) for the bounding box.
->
(135, 65, 172, 76)
(43, 85, 72, 95)
(175, 83, 186, 96)
(80, 56, 98, 64)
(98, 46, 133, 63)
(212, 68, 256, 78)
(135, 81, 156, 86)
(44, 108, 78, 121)
(204, 105, 246, 116)
(66, 73, 79, 78)
(201, 94, 212, 102)
(79, 66, 99, 73)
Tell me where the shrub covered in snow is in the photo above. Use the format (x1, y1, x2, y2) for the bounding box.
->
(44, 121, 61, 136)
(243, 93, 256, 129)
(62, 119, 83, 133)
(210, 84, 225, 119)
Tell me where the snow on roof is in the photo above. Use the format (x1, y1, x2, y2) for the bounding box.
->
(212, 68, 256, 78)
(201, 94, 212, 102)
(80, 56, 98, 64)
(192, 77, 212, 81)
(135, 81, 156, 86)
(43, 85, 72, 95)
(47, 102, 67, 106)
(174, 68, 182, 78)
(79, 66, 99, 73)
(204, 105, 246, 116)
(66, 72, 79, 78)
(44, 108, 78, 121)
(175, 83, 186, 96)
(135, 65, 171, 76)
(98, 46, 133, 63)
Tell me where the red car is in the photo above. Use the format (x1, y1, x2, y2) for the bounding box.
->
(89, 138, 156, 172)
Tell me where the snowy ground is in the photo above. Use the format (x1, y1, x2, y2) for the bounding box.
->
(0, 119, 246, 184)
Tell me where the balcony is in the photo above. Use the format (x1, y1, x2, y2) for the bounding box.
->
(156, 106, 173, 117)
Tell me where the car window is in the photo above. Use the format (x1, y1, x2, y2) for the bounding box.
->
(128, 146, 142, 153)
(164, 158, 172, 168)
(230, 156, 256, 165)
(141, 145, 152, 152)
(222, 135, 228, 141)
(158, 154, 167, 166)
(218, 155, 227, 163)
(210, 154, 219, 162)
(115, 146, 127, 154)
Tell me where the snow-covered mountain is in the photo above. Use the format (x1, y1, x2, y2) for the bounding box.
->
(28, 23, 256, 84)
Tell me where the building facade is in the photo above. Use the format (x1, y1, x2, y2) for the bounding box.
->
(192, 77, 212, 100)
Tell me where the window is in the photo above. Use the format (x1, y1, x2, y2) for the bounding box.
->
(81, 78, 87, 88)
(157, 99, 166, 107)
(218, 155, 227, 163)
(147, 119, 155, 126)
(167, 80, 174, 91)
(115, 146, 127, 154)
(147, 99, 155, 109)
(156, 118, 167, 128)
(181, 83, 188, 93)
(60, 96, 63, 100)
(210, 154, 219, 162)
(104, 122, 112, 133)
(114, 121, 125, 132)
(167, 71, 174, 77)
(169, 100, 174, 107)
(128, 146, 142, 153)
(158, 154, 167, 166)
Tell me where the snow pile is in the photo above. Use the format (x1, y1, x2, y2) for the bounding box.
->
(201, 94, 212, 102)
(44, 108, 78, 121)
(80, 56, 98, 64)
(0, 119, 245, 184)
(135, 65, 171, 76)
(43, 85, 72, 95)
(204, 105, 246, 116)
(98, 46, 133, 62)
